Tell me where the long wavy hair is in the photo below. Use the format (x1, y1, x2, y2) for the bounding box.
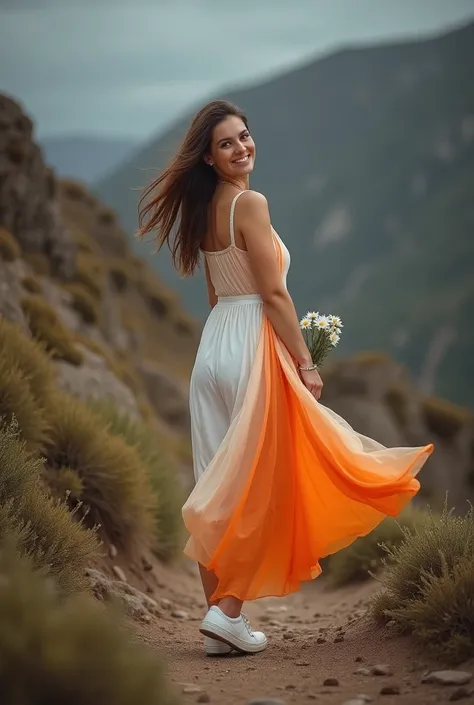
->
(137, 100, 249, 277)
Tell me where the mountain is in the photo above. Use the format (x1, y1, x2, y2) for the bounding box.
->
(41, 136, 137, 184)
(95, 21, 474, 407)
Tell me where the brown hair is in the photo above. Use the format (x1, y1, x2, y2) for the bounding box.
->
(137, 99, 248, 277)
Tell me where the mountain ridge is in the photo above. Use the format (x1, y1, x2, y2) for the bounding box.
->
(95, 20, 474, 407)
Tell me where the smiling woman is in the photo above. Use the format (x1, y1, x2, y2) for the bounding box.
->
(137, 98, 433, 660)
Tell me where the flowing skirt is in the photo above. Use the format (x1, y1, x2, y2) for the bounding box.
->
(184, 294, 433, 603)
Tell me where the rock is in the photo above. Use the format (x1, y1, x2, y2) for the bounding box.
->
(422, 671, 472, 687)
(55, 344, 140, 420)
(171, 609, 189, 619)
(160, 597, 172, 610)
(355, 656, 364, 663)
(316, 637, 326, 644)
(371, 664, 393, 676)
(283, 631, 295, 640)
(137, 360, 190, 431)
(141, 556, 153, 572)
(85, 567, 159, 622)
(182, 684, 202, 694)
(112, 565, 127, 583)
(450, 687, 474, 701)
(380, 685, 400, 695)
(0, 260, 28, 330)
(247, 700, 286, 705)
(334, 635, 344, 643)
(109, 544, 118, 559)
(0, 95, 76, 277)
(295, 661, 310, 667)
(354, 668, 371, 677)
(323, 678, 339, 687)
(197, 695, 210, 704)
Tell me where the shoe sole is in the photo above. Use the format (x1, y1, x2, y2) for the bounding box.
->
(204, 645, 233, 656)
(200, 621, 268, 655)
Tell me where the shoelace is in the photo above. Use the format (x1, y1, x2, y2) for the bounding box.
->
(241, 612, 253, 636)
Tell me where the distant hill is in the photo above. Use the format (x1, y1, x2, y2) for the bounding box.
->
(95, 21, 474, 407)
(41, 136, 137, 184)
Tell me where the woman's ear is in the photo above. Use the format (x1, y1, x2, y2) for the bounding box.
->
(204, 155, 214, 167)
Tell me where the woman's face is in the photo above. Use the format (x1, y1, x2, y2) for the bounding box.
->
(206, 116, 256, 179)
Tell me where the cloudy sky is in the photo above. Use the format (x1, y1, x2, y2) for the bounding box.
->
(1, 0, 474, 141)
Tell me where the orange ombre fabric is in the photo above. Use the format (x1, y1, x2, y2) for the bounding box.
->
(182, 237, 433, 602)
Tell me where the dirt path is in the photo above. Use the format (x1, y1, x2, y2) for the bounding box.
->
(131, 558, 473, 705)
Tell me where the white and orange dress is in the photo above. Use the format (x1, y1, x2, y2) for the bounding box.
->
(183, 191, 433, 603)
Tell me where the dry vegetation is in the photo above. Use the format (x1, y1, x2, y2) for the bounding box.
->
(372, 502, 474, 664)
(0, 226, 21, 261)
(0, 545, 177, 705)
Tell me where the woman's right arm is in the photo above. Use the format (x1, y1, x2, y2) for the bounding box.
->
(237, 190, 323, 398)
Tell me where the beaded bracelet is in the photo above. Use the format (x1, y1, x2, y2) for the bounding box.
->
(299, 363, 318, 372)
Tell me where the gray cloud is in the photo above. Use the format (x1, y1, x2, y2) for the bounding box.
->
(1, 0, 473, 139)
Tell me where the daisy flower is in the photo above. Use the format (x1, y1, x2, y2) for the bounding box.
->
(329, 331, 340, 346)
(306, 311, 319, 321)
(315, 315, 329, 330)
(328, 315, 343, 329)
(300, 317, 312, 329)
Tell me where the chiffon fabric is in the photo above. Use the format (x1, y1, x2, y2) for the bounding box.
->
(183, 191, 433, 603)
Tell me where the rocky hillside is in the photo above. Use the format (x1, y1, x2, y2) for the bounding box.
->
(96, 20, 474, 409)
(0, 93, 199, 476)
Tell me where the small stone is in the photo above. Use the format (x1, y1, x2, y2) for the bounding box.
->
(323, 678, 339, 687)
(313, 612, 321, 618)
(307, 696, 318, 701)
(285, 684, 296, 690)
(197, 695, 210, 704)
(371, 664, 393, 677)
(108, 544, 118, 558)
(112, 565, 127, 582)
(386, 620, 396, 628)
(141, 556, 153, 571)
(356, 695, 373, 703)
(355, 656, 364, 663)
(316, 637, 326, 644)
(354, 668, 371, 677)
(380, 685, 400, 695)
(283, 630, 295, 640)
(342, 700, 367, 705)
(171, 609, 189, 619)
(334, 635, 344, 643)
(450, 687, 474, 701)
(296, 661, 310, 666)
(421, 671, 472, 687)
(160, 597, 172, 610)
(182, 684, 202, 694)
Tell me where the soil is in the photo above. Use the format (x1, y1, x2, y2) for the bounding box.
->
(101, 549, 474, 705)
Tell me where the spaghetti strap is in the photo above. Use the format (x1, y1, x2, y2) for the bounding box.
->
(229, 191, 245, 246)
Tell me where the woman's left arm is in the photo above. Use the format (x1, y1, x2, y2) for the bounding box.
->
(204, 259, 218, 309)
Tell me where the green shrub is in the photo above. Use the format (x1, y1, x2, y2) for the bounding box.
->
(22, 274, 43, 294)
(23, 252, 51, 276)
(43, 465, 84, 501)
(0, 227, 21, 261)
(43, 393, 155, 549)
(64, 282, 100, 324)
(326, 506, 429, 587)
(421, 396, 472, 440)
(86, 399, 184, 561)
(0, 315, 55, 402)
(0, 546, 178, 705)
(0, 419, 99, 593)
(371, 502, 474, 664)
(0, 356, 50, 451)
(21, 295, 84, 366)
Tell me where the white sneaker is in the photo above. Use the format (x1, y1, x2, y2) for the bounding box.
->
(200, 606, 267, 654)
(203, 635, 233, 656)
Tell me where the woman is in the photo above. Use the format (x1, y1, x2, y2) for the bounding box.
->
(138, 100, 433, 657)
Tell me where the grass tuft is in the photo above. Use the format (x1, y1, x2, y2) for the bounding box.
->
(22, 274, 43, 294)
(0, 545, 178, 705)
(42, 393, 156, 549)
(0, 419, 99, 593)
(23, 252, 51, 276)
(0, 227, 21, 261)
(63, 282, 100, 324)
(86, 398, 184, 561)
(21, 295, 84, 366)
(371, 501, 474, 664)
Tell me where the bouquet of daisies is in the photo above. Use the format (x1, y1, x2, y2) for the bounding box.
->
(299, 311, 343, 367)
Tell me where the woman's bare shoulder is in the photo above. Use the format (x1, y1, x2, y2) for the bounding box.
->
(238, 189, 269, 217)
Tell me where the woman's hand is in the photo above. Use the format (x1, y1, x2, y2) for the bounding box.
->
(300, 367, 323, 400)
